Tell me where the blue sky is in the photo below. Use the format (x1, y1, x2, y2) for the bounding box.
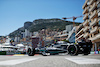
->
(0, 0, 85, 36)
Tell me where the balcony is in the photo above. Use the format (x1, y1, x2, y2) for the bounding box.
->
(90, 26, 98, 33)
(83, 13, 88, 20)
(75, 28, 84, 37)
(90, 10, 98, 19)
(83, 26, 89, 32)
(76, 24, 83, 33)
(89, 27, 100, 41)
(82, 0, 88, 9)
(75, 34, 84, 41)
(90, 18, 98, 26)
(89, 0, 95, 5)
(89, 33, 100, 41)
(84, 33, 89, 38)
(83, 7, 88, 14)
(89, 2, 97, 12)
(83, 20, 89, 26)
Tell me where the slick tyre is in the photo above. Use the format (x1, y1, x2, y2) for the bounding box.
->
(27, 48, 35, 56)
(83, 48, 89, 55)
(67, 45, 78, 56)
(83, 53, 88, 55)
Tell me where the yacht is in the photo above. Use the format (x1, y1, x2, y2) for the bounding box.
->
(0, 36, 17, 55)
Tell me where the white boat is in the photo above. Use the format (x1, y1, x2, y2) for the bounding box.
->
(15, 44, 26, 54)
(0, 36, 17, 55)
(0, 43, 18, 55)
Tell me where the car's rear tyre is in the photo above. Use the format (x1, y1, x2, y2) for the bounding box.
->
(82, 48, 89, 55)
(83, 53, 88, 55)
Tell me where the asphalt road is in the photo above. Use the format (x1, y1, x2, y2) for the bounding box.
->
(0, 54, 100, 67)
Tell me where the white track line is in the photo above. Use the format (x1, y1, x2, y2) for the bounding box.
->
(0, 58, 38, 65)
(65, 57, 100, 64)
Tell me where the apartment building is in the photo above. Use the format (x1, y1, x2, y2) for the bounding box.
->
(75, 24, 84, 43)
(76, 0, 100, 51)
(54, 25, 73, 41)
(54, 31, 68, 41)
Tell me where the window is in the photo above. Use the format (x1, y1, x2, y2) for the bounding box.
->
(89, 27, 92, 31)
(97, 4, 100, 8)
(98, 21, 100, 27)
(89, 20, 91, 26)
(87, 36, 89, 38)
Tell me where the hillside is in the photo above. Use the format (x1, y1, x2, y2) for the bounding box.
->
(29, 21, 71, 32)
(9, 18, 80, 38)
(29, 18, 80, 32)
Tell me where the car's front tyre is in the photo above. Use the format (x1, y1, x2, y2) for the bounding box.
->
(27, 48, 35, 56)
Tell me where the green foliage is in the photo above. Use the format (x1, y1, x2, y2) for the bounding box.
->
(28, 21, 75, 32)
(9, 19, 80, 38)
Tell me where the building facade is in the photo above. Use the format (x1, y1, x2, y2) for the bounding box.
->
(67, 27, 76, 43)
(54, 25, 75, 42)
(75, 24, 84, 43)
(66, 24, 73, 33)
(54, 31, 68, 41)
(76, 0, 100, 51)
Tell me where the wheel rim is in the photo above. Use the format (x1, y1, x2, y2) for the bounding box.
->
(28, 49, 31, 54)
(68, 45, 77, 55)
